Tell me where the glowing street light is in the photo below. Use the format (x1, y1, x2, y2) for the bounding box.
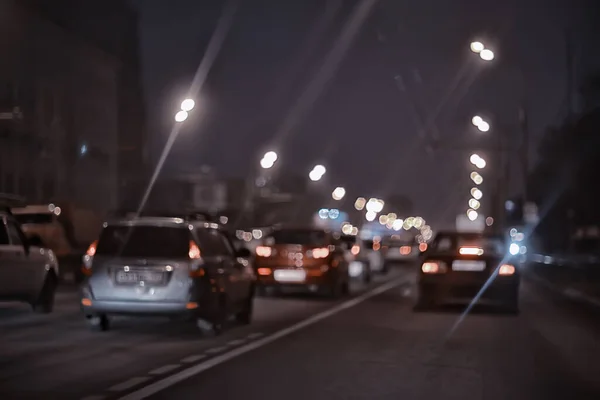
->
(472, 115, 483, 126)
(475, 158, 486, 169)
(467, 209, 478, 221)
(365, 210, 376, 222)
(471, 187, 483, 200)
(480, 48, 495, 61)
(470, 171, 483, 185)
(260, 151, 278, 169)
(180, 98, 195, 112)
(470, 41, 484, 53)
(470, 154, 481, 165)
(175, 110, 188, 122)
(354, 197, 366, 210)
(469, 198, 481, 210)
(332, 187, 346, 201)
(477, 120, 490, 132)
(309, 164, 326, 182)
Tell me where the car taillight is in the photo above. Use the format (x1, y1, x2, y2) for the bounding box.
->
(256, 246, 272, 257)
(421, 261, 447, 274)
(419, 243, 428, 252)
(81, 240, 97, 276)
(351, 245, 360, 255)
(311, 247, 330, 259)
(189, 240, 205, 277)
(400, 246, 411, 255)
(459, 246, 484, 256)
(499, 264, 515, 276)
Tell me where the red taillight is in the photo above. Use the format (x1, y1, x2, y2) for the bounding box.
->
(86, 240, 97, 257)
(189, 240, 201, 259)
(256, 246, 272, 257)
(311, 247, 330, 259)
(351, 245, 360, 255)
(421, 261, 446, 274)
(499, 264, 515, 276)
(81, 240, 97, 276)
(400, 246, 411, 255)
(419, 243, 428, 252)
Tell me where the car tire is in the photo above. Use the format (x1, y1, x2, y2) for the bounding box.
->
(32, 272, 57, 314)
(88, 314, 110, 331)
(236, 288, 254, 325)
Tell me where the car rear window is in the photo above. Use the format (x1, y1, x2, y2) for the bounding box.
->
(96, 225, 191, 258)
(266, 230, 328, 246)
(13, 213, 54, 225)
(432, 234, 505, 255)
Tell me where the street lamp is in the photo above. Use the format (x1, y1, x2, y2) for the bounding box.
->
(309, 164, 326, 181)
(467, 209, 478, 221)
(332, 187, 346, 201)
(471, 187, 483, 200)
(470, 171, 483, 185)
(470, 41, 484, 53)
(470, 153, 481, 165)
(477, 120, 490, 132)
(181, 98, 195, 112)
(260, 151, 278, 169)
(480, 49, 495, 61)
(175, 110, 188, 122)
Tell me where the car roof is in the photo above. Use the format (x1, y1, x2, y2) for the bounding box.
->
(104, 216, 221, 231)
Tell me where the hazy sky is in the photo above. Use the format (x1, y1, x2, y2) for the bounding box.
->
(133, 0, 594, 225)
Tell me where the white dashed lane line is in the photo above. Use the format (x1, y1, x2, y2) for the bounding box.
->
(181, 354, 207, 363)
(109, 377, 151, 392)
(227, 339, 246, 346)
(149, 365, 181, 375)
(205, 346, 228, 354)
(246, 332, 264, 339)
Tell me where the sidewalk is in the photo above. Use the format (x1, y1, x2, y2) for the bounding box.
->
(527, 254, 600, 309)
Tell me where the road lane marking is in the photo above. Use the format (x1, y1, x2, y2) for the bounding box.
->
(180, 354, 206, 363)
(227, 339, 246, 346)
(110, 377, 151, 392)
(149, 365, 181, 375)
(118, 277, 404, 400)
(246, 332, 264, 339)
(204, 346, 227, 354)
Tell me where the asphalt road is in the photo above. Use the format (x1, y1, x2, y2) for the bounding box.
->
(1, 264, 600, 400)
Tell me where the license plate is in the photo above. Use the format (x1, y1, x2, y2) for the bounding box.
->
(273, 269, 306, 283)
(116, 271, 164, 284)
(452, 260, 486, 271)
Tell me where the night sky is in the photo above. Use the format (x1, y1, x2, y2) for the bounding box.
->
(133, 0, 596, 227)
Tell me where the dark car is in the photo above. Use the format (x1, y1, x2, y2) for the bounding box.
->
(415, 231, 520, 313)
(254, 227, 350, 298)
(80, 215, 255, 334)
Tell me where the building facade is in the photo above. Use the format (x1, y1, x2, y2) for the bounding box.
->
(0, 0, 145, 213)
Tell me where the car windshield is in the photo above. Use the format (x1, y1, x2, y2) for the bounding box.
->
(266, 230, 328, 246)
(13, 213, 54, 225)
(431, 234, 506, 255)
(95, 225, 190, 258)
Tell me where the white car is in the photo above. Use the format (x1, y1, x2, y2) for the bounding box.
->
(0, 205, 59, 313)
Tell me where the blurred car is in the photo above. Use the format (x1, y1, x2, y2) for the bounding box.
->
(382, 234, 421, 267)
(79, 213, 255, 333)
(339, 234, 372, 283)
(254, 227, 350, 298)
(0, 199, 59, 313)
(415, 231, 520, 313)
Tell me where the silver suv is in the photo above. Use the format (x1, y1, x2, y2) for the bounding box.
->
(80, 214, 256, 333)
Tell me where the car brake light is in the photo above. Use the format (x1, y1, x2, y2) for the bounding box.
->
(351, 245, 360, 255)
(256, 246, 272, 257)
(459, 246, 484, 255)
(421, 261, 446, 274)
(189, 241, 201, 259)
(419, 243, 428, 252)
(81, 240, 97, 276)
(400, 246, 411, 255)
(499, 264, 515, 276)
(311, 247, 330, 259)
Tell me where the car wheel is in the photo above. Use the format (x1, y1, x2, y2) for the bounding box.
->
(32, 272, 57, 314)
(236, 288, 254, 325)
(88, 314, 110, 331)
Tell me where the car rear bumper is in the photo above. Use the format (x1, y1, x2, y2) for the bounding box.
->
(255, 268, 339, 288)
(419, 276, 519, 301)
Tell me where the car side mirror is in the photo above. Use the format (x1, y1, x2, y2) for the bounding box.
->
(236, 247, 252, 258)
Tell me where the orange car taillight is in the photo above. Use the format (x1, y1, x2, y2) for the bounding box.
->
(256, 246, 272, 257)
(311, 247, 330, 259)
(498, 264, 515, 276)
(189, 241, 205, 277)
(421, 261, 447, 274)
(400, 246, 411, 255)
(81, 240, 97, 276)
